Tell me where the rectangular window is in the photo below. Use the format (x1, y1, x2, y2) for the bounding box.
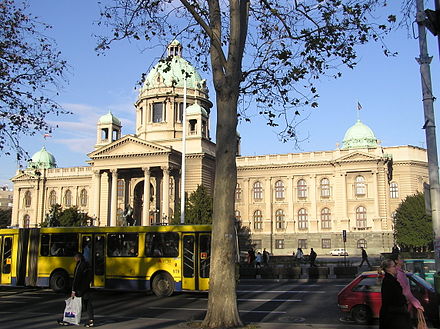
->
(2, 237, 12, 274)
(298, 239, 307, 249)
(145, 232, 179, 258)
(252, 239, 262, 250)
(108, 233, 139, 257)
(152, 103, 164, 123)
(322, 239, 331, 249)
(275, 239, 284, 249)
(40, 234, 50, 256)
(49, 233, 79, 257)
(199, 234, 211, 278)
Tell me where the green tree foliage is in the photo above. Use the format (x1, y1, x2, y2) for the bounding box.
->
(394, 192, 433, 250)
(171, 186, 213, 225)
(0, 0, 68, 157)
(0, 208, 12, 228)
(41, 204, 92, 227)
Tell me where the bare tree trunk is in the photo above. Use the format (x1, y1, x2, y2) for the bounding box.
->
(202, 90, 243, 328)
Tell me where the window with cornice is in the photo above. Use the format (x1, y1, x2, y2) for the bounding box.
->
(152, 102, 164, 123)
(24, 191, 31, 208)
(253, 181, 263, 201)
(253, 210, 263, 230)
(321, 207, 331, 229)
(320, 178, 331, 198)
(356, 206, 367, 228)
(235, 183, 242, 201)
(298, 208, 308, 229)
(64, 190, 72, 207)
(355, 176, 366, 196)
(80, 189, 88, 207)
(297, 179, 307, 199)
(275, 209, 285, 229)
(275, 180, 285, 199)
(390, 182, 399, 199)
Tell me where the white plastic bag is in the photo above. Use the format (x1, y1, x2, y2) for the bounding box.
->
(63, 297, 82, 325)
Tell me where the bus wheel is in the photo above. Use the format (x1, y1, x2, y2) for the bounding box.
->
(50, 271, 69, 293)
(152, 272, 174, 297)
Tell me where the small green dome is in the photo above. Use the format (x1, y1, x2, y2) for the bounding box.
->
(186, 103, 208, 116)
(98, 111, 121, 126)
(28, 147, 56, 169)
(342, 120, 378, 149)
(141, 41, 207, 92)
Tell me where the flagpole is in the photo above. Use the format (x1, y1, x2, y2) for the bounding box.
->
(180, 65, 187, 225)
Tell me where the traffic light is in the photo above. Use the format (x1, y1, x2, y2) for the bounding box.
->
(425, 9, 440, 36)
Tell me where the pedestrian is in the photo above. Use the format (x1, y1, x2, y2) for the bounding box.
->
(392, 244, 400, 255)
(71, 252, 94, 327)
(379, 258, 412, 329)
(255, 252, 262, 269)
(309, 248, 317, 267)
(295, 248, 304, 263)
(247, 248, 255, 265)
(391, 254, 424, 322)
(262, 248, 269, 266)
(358, 247, 371, 268)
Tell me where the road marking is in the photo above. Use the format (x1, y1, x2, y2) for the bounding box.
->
(237, 290, 325, 294)
(147, 306, 286, 314)
(184, 297, 301, 302)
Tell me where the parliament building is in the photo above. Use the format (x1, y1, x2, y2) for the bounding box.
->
(10, 41, 428, 256)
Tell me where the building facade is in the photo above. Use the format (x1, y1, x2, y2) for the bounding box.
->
(10, 41, 428, 255)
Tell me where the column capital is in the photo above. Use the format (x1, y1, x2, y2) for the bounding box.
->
(93, 169, 101, 176)
(161, 166, 170, 174)
(110, 168, 118, 175)
(142, 166, 150, 173)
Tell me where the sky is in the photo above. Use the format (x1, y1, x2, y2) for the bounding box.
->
(1, 0, 440, 187)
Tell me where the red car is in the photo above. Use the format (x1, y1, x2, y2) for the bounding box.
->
(338, 271, 439, 325)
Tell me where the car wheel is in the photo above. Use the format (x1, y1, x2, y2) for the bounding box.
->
(50, 271, 69, 293)
(152, 272, 174, 297)
(351, 305, 371, 324)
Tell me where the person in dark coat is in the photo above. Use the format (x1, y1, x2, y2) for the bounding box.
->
(72, 252, 94, 327)
(358, 247, 371, 268)
(379, 258, 412, 329)
(309, 248, 317, 267)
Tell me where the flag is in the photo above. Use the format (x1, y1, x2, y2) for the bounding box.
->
(357, 102, 362, 111)
(43, 133, 52, 139)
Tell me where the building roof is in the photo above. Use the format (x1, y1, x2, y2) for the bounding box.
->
(98, 111, 121, 126)
(28, 147, 57, 169)
(342, 120, 378, 149)
(186, 103, 208, 116)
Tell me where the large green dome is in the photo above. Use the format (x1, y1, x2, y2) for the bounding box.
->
(141, 40, 207, 92)
(28, 147, 56, 169)
(342, 120, 378, 149)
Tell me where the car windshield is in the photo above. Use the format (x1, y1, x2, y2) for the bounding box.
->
(352, 276, 382, 293)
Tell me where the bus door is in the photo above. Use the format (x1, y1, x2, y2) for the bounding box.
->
(182, 234, 196, 290)
(198, 233, 211, 290)
(1, 235, 13, 284)
(92, 235, 106, 287)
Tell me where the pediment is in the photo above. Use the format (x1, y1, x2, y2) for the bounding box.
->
(88, 135, 172, 159)
(334, 151, 382, 163)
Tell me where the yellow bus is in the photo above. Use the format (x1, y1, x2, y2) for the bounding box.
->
(0, 225, 211, 297)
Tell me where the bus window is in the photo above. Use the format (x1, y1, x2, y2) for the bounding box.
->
(107, 233, 138, 257)
(2, 237, 12, 274)
(183, 235, 195, 278)
(50, 233, 78, 257)
(145, 232, 179, 257)
(94, 235, 105, 276)
(199, 235, 211, 278)
(40, 234, 50, 256)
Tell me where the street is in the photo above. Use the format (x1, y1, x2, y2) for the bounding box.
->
(0, 278, 383, 329)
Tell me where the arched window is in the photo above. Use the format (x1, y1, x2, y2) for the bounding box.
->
(253, 210, 263, 230)
(320, 178, 330, 198)
(48, 190, 57, 207)
(24, 191, 31, 208)
(321, 207, 331, 229)
(275, 209, 285, 229)
(64, 189, 72, 207)
(357, 239, 367, 248)
(297, 179, 307, 198)
(275, 180, 285, 199)
(356, 206, 367, 228)
(235, 183, 242, 201)
(80, 189, 88, 207)
(298, 208, 308, 229)
(23, 215, 30, 228)
(117, 179, 124, 198)
(253, 181, 263, 200)
(390, 182, 399, 199)
(355, 176, 366, 196)
(235, 210, 241, 222)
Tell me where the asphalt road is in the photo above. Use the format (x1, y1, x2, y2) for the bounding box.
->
(0, 278, 384, 328)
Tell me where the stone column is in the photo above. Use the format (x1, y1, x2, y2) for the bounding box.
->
(162, 166, 170, 224)
(11, 188, 20, 227)
(342, 173, 348, 230)
(142, 167, 150, 226)
(110, 169, 118, 226)
(372, 171, 380, 228)
(92, 170, 101, 224)
(310, 174, 317, 232)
